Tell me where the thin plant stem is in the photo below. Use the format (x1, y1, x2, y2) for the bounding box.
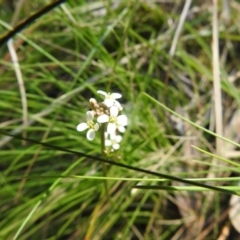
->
(101, 123, 106, 157)
(101, 124, 109, 197)
(85, 124, 111, 239)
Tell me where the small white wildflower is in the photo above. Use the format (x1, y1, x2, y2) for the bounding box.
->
(76, 111, 99, 140)
(105, 133, 122, 150)
(97, 106, 127, 134)
(97, 90, 122, 107)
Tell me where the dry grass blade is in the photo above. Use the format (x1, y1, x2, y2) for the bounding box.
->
(212, 0, 223, 156)
(169, 0, 192, 57)
(7, 39, 28, 144)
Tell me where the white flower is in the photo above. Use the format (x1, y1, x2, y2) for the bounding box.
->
(76, 111, 99, 140)
(97, 90, 122, 107)
(97, 106, 127, 134)
(105, 133, 122, 150)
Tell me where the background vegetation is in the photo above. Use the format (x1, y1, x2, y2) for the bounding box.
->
(1, 0, 240, 239)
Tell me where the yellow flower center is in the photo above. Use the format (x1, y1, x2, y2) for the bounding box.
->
(109, 116, 117, 123)
(87, 121, 95, 129)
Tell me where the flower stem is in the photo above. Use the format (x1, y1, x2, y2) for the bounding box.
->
(101, 124, 109, 197)
(101, 124, 106, 157)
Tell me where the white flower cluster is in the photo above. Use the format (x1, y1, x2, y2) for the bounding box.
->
(76, 90, 127, 151)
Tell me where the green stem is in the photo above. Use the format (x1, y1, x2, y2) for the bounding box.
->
(101, 124, 109, 198)
(101, 124, 106, 157)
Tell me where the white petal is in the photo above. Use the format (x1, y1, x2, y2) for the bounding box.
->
(87, 129, 95, 140)
(110, 134, 117, 140)
(77, 123, 88, 132)
(112, 143, 120, 150)
(117, 115, 128, 126)
(107, 123, 117, 134)
(97, 115, 109, 123)
(104, 132, 109, 138)
(86, 111, 94, 121)
(97, 90, 107, 96)
(111, 93, 122, 99)
(94, 123, 99, 131)
(112, 101, 122, 110)
(116, 135, 122, 143)
(110, 106, 119, 117)
(104, 99, 114, 107)
(105, 139, 112, 146)
(118, 126, 125, 133)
